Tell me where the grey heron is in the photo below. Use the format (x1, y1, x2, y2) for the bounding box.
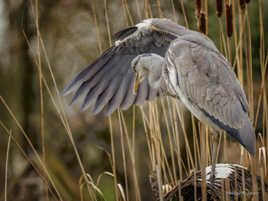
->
(63, 18, 256, 179)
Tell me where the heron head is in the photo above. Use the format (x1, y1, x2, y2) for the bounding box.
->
(131, 53, 164, 94)
(132, 55, 149, 93)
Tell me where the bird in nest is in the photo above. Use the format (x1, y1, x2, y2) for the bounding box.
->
(161, 163, 268, 201)
(63, 18, 256, 179)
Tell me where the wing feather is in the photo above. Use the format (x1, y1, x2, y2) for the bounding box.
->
(68, 52, 122, 104)
(92, 77, 121, 115)
(62, 48, 115, 96)
(63, 19, 178, 115)
(104, 75, 129, 115)
(120, 70, 136, 110)
(81, 84, 101, 110)
(81, 55, 132, 110)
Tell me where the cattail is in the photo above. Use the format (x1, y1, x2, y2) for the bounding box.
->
(195, 0, 201, 16)
(245, 0, 250, 4)
(216, 0, 223, 17)
(225, 3, 233, 37)
(198, 12, 206, 35)
(239, 0, 246, 10)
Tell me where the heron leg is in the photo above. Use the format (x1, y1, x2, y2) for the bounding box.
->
(210, 132, 219, 182)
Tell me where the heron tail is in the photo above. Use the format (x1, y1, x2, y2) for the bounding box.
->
(237, 117, 256, 156)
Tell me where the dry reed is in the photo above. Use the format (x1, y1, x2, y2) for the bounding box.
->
(0, 0, 267, 201)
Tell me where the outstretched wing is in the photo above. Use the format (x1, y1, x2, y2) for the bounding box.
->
(166, 35, 255, 155)
(63, 19, 178, 115)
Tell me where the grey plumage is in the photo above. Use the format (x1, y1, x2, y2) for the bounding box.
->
(165, 36, 255, 154)
(63, 18, 255, 155)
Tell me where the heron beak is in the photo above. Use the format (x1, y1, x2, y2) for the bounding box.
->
(133, 75, 141, 94)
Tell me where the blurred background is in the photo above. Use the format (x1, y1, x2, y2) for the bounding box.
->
(0, 0, 267, 201)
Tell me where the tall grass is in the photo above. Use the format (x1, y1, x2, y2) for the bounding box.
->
(0, 0, 267, 201)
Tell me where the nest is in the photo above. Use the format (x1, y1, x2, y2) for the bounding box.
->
(151, 164, 268, 201)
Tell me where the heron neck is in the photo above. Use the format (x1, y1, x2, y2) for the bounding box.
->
(145, 54, 164, 89)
